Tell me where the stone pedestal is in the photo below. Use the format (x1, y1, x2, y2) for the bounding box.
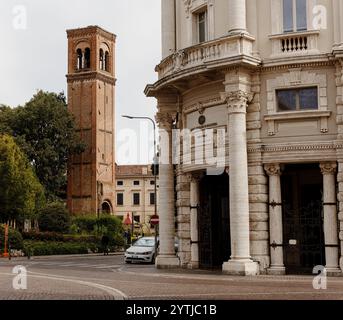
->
(221, 90, 259, 276)
(155, 112, 179, 269)
(265, 164, 285, 275)
(320, 163, 341, 275)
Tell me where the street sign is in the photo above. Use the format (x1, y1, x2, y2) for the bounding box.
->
(150, 215, 159, 226)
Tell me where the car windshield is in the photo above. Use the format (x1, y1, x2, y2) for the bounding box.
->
(133, 238, 155, 247)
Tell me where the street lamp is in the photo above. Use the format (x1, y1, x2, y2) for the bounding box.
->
(122, 115, 158, 257)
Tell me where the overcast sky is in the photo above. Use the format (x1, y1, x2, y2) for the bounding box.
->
(0, 0, 161, 165)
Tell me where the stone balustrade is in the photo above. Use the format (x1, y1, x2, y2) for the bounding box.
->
(156, 33, 256, 80)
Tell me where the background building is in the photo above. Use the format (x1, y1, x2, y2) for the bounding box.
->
(66, 26, 116, 215)
(145, 0, 343, 276)
(115, 165, 159, 234)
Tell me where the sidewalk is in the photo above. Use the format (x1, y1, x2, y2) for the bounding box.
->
(0, 252, 124, 261)
(120, 265, 343, 282)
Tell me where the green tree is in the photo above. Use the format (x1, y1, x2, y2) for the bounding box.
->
(0, 91, 85, 200)
(0, 134, 45, 223)
(38, 202, 71, 234)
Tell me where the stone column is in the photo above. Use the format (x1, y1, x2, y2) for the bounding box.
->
(228, 0, 247, 34)
(221, 90, 259, 276)
(189, 173, 201, 269)
(161, 0, 176, 59)
(320, 163, 341, 274)
(155, 112, 179, 269)
(264, 164, 285, 275)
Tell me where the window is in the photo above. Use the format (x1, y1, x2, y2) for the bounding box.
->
(99, 49, 104, 70)
(105, 51, 109, 71)
(76, 49, 83, 70)
(84, 48, 91, 69)
(117, 193, 124, 206)
(276, 87, 318, 112)
(133, 181, 140, 186)
(133, 193, 140, 205)
(150, 180, 155, 185)
(117, 181, 123, 186)
(197, 10, 207, 43)
(134, 216, 140, 223)
(150, 193, 155, 206)
(283, 0, 307, 33)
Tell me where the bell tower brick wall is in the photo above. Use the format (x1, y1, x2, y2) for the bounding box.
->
(66, 26, 116, 215)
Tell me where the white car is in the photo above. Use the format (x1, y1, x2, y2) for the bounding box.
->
(125, 237, 157, 264)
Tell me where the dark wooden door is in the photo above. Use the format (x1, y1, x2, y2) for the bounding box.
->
(281, 165, 325, 274)
(198, 174, 231, 269)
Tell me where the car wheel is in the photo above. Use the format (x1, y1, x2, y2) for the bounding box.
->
(151, 255, 156, 264)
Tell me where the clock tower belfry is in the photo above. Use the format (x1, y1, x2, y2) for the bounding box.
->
(66, 26, 116, 215)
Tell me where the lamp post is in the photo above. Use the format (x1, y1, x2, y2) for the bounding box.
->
(122, 115, 158, 257)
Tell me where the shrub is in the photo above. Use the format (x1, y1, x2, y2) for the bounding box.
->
(22, 231, 100, 244)
(38, 202, 70, 233)
(0, 225, 24, 253)
(23, 241, 97, 256)
(71, 215, 124, 236)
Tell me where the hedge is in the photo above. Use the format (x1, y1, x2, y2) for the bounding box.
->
(22, 231, 100, 244)
(23, 241, 97, 256)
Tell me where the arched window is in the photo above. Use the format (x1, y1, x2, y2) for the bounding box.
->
(76, 49, 83, 70)
(99, 49, 104, 70)
(104, 51, 109, 72)
(84, 48, 91, 69)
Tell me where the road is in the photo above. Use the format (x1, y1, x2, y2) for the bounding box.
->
(0, 254, 342, 300)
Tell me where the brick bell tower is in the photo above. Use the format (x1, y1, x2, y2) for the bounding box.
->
(66, 26, 116, 215)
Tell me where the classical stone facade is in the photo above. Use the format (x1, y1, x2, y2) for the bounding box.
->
(146, 0, 343, 275)
(67, 26, 116, 215)
(114, 165, 159, 234)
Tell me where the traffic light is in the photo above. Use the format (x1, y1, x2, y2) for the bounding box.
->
(151, 163, 159, 176)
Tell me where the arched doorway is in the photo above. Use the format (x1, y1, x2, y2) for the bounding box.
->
(101, 201, 112, 215)
(198, 173, 231, 269)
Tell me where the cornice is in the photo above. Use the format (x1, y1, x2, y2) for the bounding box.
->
(67, 26, 116, 42)
(248, 142, 342, 154)
(66, 72, 116, 85)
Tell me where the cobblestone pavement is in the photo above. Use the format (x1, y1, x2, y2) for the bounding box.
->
(0, 254, 342, 300)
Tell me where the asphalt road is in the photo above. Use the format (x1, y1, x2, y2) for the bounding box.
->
(0, 254, 342, 300)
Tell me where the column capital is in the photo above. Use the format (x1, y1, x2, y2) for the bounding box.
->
(187, 172, 204, 184)
(320, 162, 338, 175)
(264, 163, 283, 176)
(156, 111, 177, 130)
(220, 90, 254, 114)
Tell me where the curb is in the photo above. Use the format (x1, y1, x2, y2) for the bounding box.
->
(0, 252, 124, 261)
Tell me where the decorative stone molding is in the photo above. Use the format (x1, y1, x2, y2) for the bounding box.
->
(320, 162, 338, 175)
(184, 96, 223, 114)
(156, 112, 177, 130)
(265, 110, 331, 136)
(265, 69, 329, 136)
(264, 164, 282, 176)
(221, 91, 254, 114)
